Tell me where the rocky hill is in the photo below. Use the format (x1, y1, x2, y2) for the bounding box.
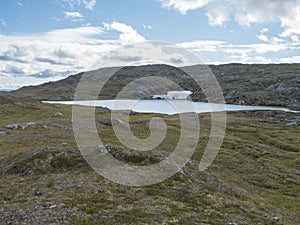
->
(12, 63, 300, 110)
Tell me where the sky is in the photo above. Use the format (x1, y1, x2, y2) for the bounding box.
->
(0, 0, 300, 90)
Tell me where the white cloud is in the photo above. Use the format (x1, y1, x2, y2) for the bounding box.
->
(1, 18, 300, 90)
(178, 39, 300, 64)
(64, 12, 83, 19)
(159, 0, 213, 14)
(82, 0, 97, 10)
(257, 34, 268, 42)
(228, 0, 300, 42)
(280, 56, 300, 63)
(0, 18, 7, 27)
(60, 0, 97, 10)
(0, 22, 148, 89)
(205, 0, 230, 26)
(143, 24, 153, 30)
(159, 0, 300, 42)
(17, 2, 23, 7)
(0, 26, 114, 89)
(261, 28, 269, 34)
(179, 40, 226, 52)
(64, 11, 84, 21)
(103, 22, 146, 44)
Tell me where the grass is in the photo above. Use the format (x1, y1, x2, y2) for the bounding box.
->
(0, 96, 299, 224)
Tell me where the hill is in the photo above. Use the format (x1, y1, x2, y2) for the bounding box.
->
(12, 63, 300, 110)
(0, 64, 299, 224)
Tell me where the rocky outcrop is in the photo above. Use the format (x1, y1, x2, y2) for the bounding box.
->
(5, 122, 35, 130)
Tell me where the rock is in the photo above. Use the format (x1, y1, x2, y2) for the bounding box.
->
(34, 188, 43, 196)
(54, 112, 63, 117)
(98, 145, 108, 153)
(275, 84, 297, 95)
(99, 118, 122, 126)
(265, 83, 280, 91)
(0, 131, 5, 135)
(6, 124, 19, 130)
(272, 216, 280, 222)
(284, 178, 297, 184)
(5, 122, 35, 130)
(169, 218, 179, 223)
(286, 121, 299, 126)
(228, 223, 238, 225)
(49, 204, 57, 209)
(43, 202, 53, 209)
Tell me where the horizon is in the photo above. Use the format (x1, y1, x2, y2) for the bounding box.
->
(1, 62, 299, 92)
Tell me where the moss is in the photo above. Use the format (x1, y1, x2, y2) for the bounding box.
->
(50, 155, 88, 170)
(46, 180, 56, 188)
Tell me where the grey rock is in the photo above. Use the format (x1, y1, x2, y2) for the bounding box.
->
(284, 178, 297, 184)
(286, 121, 299, 126)
(6, 124, 20, 130)
(276, 84, 297, 95)
(99, 118, 122, 126)
(272, 216, 280, 222)
(34, 188, 43, 196)
(98, 145, 108, 153)
(265, 83, 280, 91)
(49, 205, 57, 209)
(54, 112, 63, 117)
(5, 122, 35, 130)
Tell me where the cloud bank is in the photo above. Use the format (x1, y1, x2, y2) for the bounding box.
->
(0, 22, 147, 89)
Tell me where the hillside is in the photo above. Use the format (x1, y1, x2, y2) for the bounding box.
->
(0, 64, 299, 224)
(12, 63, 300, 110)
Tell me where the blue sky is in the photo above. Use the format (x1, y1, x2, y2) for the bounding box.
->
(0, 0, 300, 89)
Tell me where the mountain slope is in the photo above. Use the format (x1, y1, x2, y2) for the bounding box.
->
(0, 64, 299, 224)
(12, 63, 300, 109)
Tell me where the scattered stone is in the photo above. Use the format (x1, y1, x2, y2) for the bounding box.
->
(98, 145, 108, 153)
(120, 110, 138, 115)
(99, 118, 122, 126)
(272, 216, 280, 222)
(54, 112, 63, 117)
(228, 223, 238, 225)
(49, 205, 57, 209)
(34, 188, 43, 196)
(100, 213, 108, 219)
(169, 218, 179, 223)
(6, 124, 19, 130)
(5, 122, 35, 130)
(286, 121, 299, 126)
(284, 178, 297, 184)
(0, 131, 5, 135)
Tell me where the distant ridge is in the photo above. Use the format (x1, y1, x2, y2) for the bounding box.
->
(11, 63, 300, 110)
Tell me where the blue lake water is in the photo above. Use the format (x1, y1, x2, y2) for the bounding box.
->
(43, 100, 299, 115)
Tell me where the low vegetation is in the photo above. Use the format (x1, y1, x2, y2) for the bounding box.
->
(0, 64, 299, 224)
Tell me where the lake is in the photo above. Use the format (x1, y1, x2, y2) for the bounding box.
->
(43, 100, 299, 115)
